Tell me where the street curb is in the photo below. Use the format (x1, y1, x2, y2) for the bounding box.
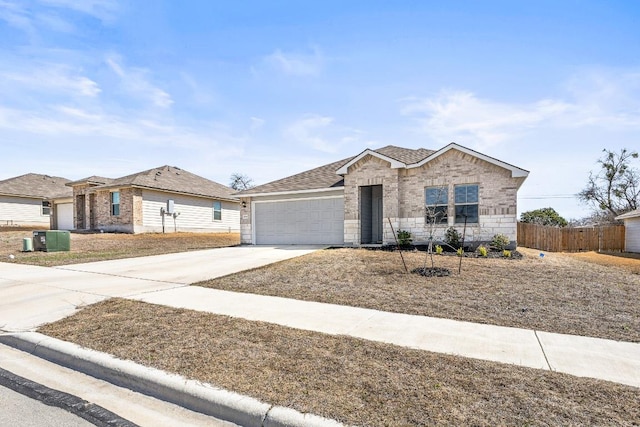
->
(0, 332, 346, 427)
(0, 366, 138, 427)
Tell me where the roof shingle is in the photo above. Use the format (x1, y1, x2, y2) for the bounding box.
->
(0, 173, 72, 199)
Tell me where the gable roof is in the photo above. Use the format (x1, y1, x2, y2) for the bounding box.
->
(0, 173, 72, 199)
(242, 143, 528, 196)
(66, 176, 114, 187)
(93, 165, 237, 201)
(615, 209, 640, 220)
(336, 143, 528, 177)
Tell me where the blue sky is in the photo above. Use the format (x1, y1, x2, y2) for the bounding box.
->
(1, 0, 639, 220)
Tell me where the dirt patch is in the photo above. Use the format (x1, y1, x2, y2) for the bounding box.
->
(39, 299, 640, 427)
(198, 247, 640, 342)
(0, 230, 239, 266)
(563, 250, 640, 275)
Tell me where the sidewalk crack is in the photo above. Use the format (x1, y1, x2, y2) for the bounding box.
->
(535, 330, 553, 371)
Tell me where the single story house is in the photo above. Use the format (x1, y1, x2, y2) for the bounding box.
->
(67, 166, 240, 234)
(237, 143, 529, 247)
(615, 209, 640, 253)
(0, 173, 72, 229)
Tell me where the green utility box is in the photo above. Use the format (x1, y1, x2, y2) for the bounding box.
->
(33, 230, 71, 252)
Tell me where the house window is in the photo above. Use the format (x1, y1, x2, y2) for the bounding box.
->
(42, 201, 51, 216)
(455, 185, 479, 224)
(111, 191, 120, 216)
(425, 187, 448, 223)
(213, 201, 222, 221)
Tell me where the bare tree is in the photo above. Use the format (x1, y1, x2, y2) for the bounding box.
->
(423, 187, 448, 269)
(579, 148, 639, 218)
(229, 173, 255, 191)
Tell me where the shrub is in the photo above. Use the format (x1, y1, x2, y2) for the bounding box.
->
(491, 233, 511, 250)
(397, 230, 412, 247)
(477, 245, 488, 257)
(456, 247, 464, 256)
(503, 249, 512, 258)
(444, 227, 462, 249)
(435, 245, 443, 254)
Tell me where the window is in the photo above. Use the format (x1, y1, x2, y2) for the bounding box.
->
(213, 201, 222, 221)
(425, 187, 448, 223)
(455, 185, 479, 224)
(111, 191, 120, 216)
(42, 201, 51, 216)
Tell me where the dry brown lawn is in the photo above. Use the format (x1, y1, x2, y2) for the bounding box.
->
(40, 299, 640, 427)
(198, 247, 640, 342)
(0, 230, 239, 266)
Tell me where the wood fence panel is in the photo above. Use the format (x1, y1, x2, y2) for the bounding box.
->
(517, 222, 625, 252)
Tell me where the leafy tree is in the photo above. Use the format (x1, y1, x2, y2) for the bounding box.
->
(520, 207, 568, 227)
(579, 148, 639, 218)
(229, 173, 254, 191)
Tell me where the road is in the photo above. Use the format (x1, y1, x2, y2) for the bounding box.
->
(0, 385, 95, 427)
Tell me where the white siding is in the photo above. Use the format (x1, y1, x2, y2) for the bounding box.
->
(140, 190, 239, 233)
(625, 217, 640, 253)
(0, 195, 49, 227)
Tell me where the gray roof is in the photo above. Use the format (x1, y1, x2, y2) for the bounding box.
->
(66, 176, 114, 186)
(241, 146, 435, 195)
(94, 165, 237, 201)
(616, 209, 640, 220)
(0, 173, 72, 199)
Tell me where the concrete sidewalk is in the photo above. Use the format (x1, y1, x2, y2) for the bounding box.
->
(131, 285, 640, 389)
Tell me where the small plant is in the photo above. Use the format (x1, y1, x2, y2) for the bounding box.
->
(444, 227, 462, 249)
(456, 247, 464, 256)
(491, 233, 511, 250)
(477, 245, 488, 257)
(435, 245, 443, 255)
(396, 230, 413, 247)
(503, 249, 512, 258)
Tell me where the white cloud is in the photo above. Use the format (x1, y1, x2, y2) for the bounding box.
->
(1, 65, 101, 97)
(250, 116, 265, 130)
(106, 55, 173, 108)
(285, 114, 363, 153)
(263, 47, 324, 76)
(38, 0, 118, 23)
(401, 69, 640, 150)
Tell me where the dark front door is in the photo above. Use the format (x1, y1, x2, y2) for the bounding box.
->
(360, 185, 383, 244)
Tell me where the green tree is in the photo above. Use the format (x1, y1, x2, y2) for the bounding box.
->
(520, 207, 568, 227)
(579, 148, 639, 218)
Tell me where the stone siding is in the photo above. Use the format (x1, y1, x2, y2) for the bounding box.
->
(240, 197, 252, 244)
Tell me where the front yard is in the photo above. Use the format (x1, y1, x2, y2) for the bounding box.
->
(37, 247, 640, 426)
(197, 247, 640, 343)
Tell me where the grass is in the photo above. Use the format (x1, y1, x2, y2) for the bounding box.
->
(0, 230, 240, 266)
(39, 298, 640, 427)
(196, 247, 640, 342)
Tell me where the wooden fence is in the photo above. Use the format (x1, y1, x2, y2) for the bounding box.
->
(517, 222, 625, 252)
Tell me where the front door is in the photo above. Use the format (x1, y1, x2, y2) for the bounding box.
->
(360, 185, 383, 244)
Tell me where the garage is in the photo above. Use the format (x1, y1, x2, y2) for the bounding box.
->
(254, 197, 344, 245)
(55, 202, 74, 230)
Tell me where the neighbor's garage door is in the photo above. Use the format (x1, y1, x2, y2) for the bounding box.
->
(56, 202, 74, 230)
(255, 198, 344, 245)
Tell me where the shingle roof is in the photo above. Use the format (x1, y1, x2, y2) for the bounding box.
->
(94, 166, 237, 201)
(0, 173, 72, 199)
(241, 146, 436, 195)
(66, 176, 114, 186)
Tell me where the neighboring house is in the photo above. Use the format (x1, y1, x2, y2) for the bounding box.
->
(0, 173, 72, 228)
(67, 166, 240, 234)
(615, 209, 640, 253)
(238, 143, 529, 247)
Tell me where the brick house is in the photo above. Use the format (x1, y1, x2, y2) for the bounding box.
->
(67, 166, 240, 234)
(0, 173, 72, 229)
(237, 143, 528, 246)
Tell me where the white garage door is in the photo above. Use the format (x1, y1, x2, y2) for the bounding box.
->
(56, 203, 74, 230)
(255, 198, 344, 245)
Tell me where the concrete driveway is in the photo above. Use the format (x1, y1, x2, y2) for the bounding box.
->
(0, 246, 321, 332)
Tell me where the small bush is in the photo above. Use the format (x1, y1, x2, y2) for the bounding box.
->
(397, 230, 412, 247)
(477, 245, 488, 257)
(456, 247, 464, 256)
(503, 249, 512, 258)
(491, 233, 511, 250)
(444, 227, 462, 249)
(435, 245, 443, 254)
